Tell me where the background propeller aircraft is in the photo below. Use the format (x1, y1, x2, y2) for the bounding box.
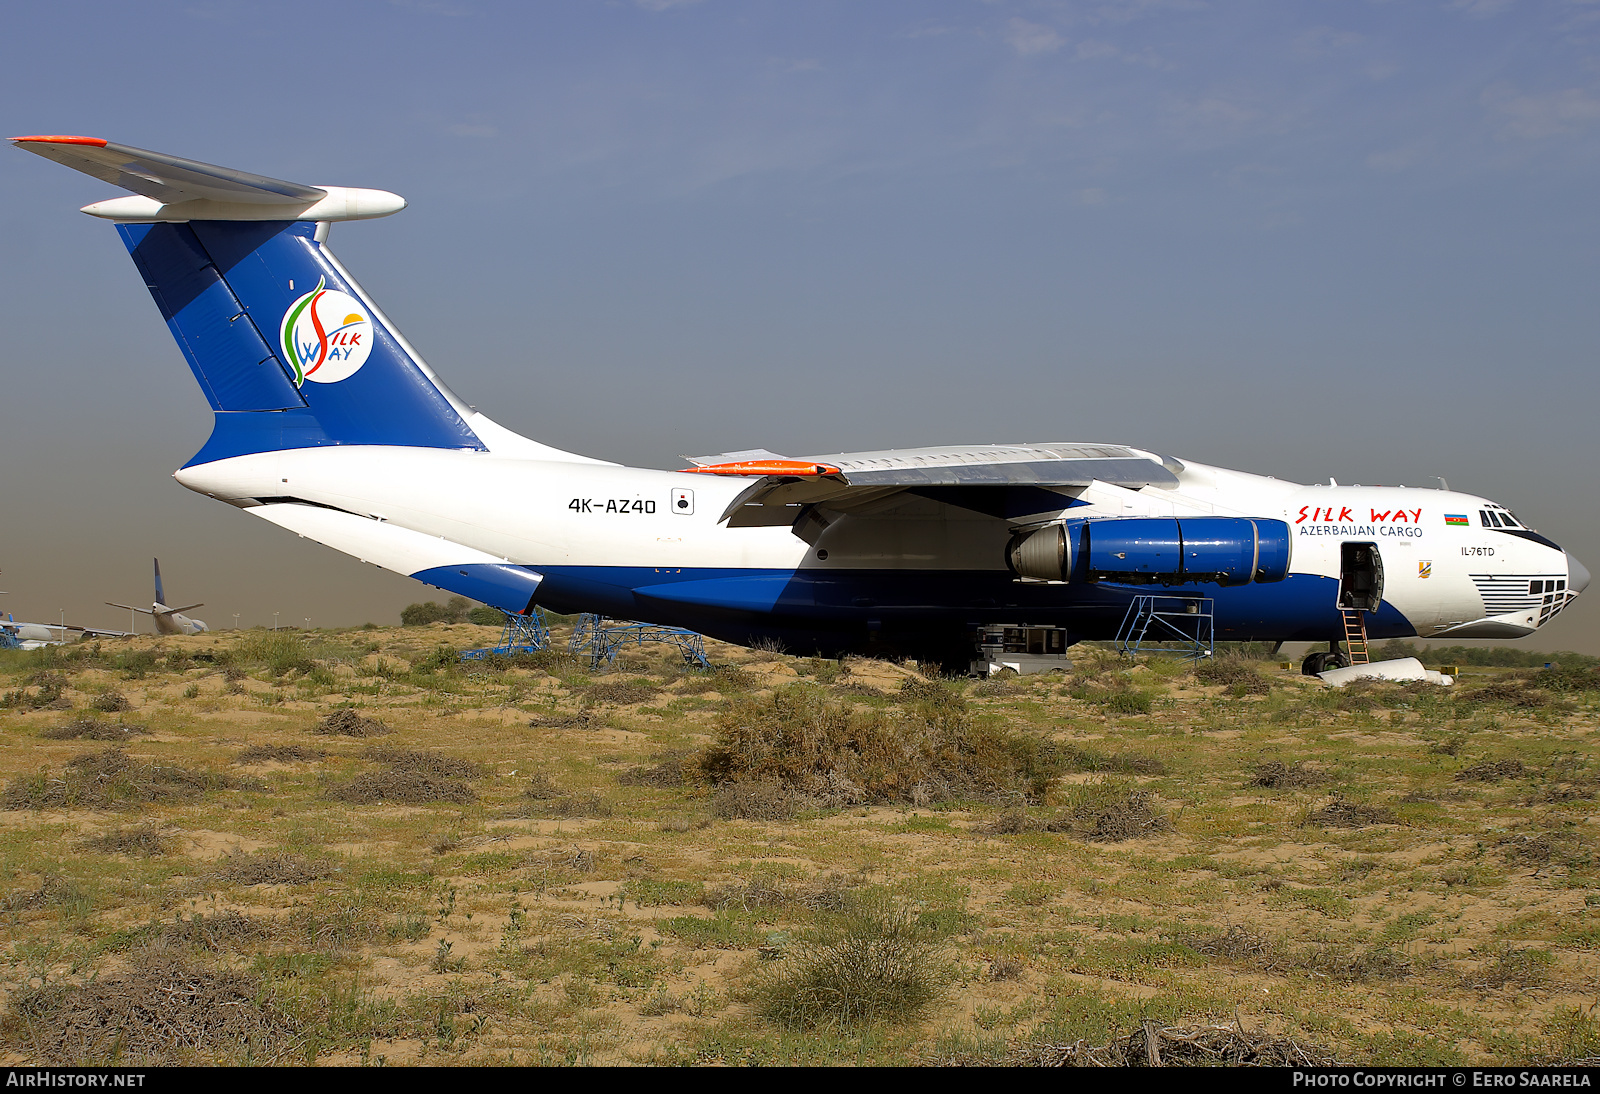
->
(12, 136, 1588, 673)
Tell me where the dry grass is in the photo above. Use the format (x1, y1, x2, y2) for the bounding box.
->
(5, 953, 292, 1064)
(236, 744, 327, 764)
(2, 748, 254, 811)
(213, 852, 333, 887)
(38, 718, 148, 741)
(360, 747, 485, 780)
(1306, 795, 1399, 828)
(325, 769, 476, 805)
(1195, 656, 1272, 695)
(1252, 761, 1329, 789)
(79, 824, 174, 857)
(756, 899, 946, 1030)
(311, 708, 389, 737)
(1456, 759, 1526, 782)
(617, 750, 690, 787)
(323, 747, 483, 805)
(0, 626, 1595, 1067)
(88, 691, 131, 713)
(583, 679, 661, 705)
(983, 782, 1171, 841)
(711, 780, 806, 821)
(1460, 947, 1554, 992)
(693, 684, 1049, 805)
(1176, 925, 1279, 965)
(978, 1023, 1344, 1067)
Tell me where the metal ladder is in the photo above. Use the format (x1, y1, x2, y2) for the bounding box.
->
(1114, 595, 1215, 661)
(1340, 608, 1370, 665)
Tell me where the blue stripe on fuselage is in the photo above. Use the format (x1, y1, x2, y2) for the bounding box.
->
(510, 566, 1413, 647)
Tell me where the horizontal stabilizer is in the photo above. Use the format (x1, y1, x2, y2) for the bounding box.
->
(162, 603, 205, 616)
(105, 602, 156, 615)
(11, 136, 404, 222)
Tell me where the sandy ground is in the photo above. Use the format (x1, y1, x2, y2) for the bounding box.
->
(0, 625, 1593, 1066)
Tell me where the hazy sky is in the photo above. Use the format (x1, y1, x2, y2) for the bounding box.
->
(2, 0, 1597, 652)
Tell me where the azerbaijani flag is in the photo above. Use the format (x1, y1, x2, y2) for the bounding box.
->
(1445, 514, 1470, 526)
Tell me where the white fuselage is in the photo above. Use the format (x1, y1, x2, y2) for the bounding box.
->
(175, 442, 1583, 645)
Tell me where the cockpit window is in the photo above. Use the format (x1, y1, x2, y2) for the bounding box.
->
(1480, 511, 1493, 527)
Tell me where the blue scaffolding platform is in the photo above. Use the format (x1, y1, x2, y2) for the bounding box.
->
(459, 609, 552, 660)
(1114, 594, 1215, 661)
(569, 613, 711, 670)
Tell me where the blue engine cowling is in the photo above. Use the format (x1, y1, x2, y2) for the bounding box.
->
(1007, 516, 1291, 586)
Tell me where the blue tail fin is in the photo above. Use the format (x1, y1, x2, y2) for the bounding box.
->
(153, 558, 165, 607)
(117, 220, 484, 465)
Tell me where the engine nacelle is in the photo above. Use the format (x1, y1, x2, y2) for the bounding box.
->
(1007, 516, 1291, 586)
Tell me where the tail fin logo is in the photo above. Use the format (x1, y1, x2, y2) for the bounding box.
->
(279, 277, 374, 386)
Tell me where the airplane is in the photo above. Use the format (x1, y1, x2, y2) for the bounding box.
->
(0, 575, 128, 648)
(11, 135, 1588, 675)
(0, 616, 127, 650)
(106, 558, 208, 636)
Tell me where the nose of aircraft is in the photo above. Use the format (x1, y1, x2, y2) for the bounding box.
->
(1568, 553, 1591, 596)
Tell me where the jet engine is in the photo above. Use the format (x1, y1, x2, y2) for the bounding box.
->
(1007, 517, 1291, 586)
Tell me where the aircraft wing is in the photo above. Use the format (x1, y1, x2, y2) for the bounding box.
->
(2, 620, 131, 639)
(73, 625, 132, 638)
(686, 443, 1180, 526)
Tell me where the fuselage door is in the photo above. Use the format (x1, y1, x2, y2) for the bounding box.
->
(1339, 542, 1384, 611)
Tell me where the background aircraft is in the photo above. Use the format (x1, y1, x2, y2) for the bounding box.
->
(1, 573, 127, 649)
(106, 558, 207, 637)
(12, 136, 1588, 672)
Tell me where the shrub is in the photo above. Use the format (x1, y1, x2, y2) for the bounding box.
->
(1306, 794, 1398, 829)
(231, 632, 314, 677)
(312, 709, 389, 737)
(2, 749, 254, 811)
(712, 780, 805, 821)
(1252, 761, 1329, 789)
(755, 897, 945, 1029)
(1195, 656, 1270, 694)
(692, 685, 1045, 805)
(400, 596, 473, 625)
(5, 953, 293, 1064)
(89, 691, 131, 713)
(324, 749, 482, 805)
(1055, 780, 1172, 841)
(39, 719, 148, 741)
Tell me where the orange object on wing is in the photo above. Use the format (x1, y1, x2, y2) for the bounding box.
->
(10, 135, 108, 146)
(681, 460, 843, 478)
